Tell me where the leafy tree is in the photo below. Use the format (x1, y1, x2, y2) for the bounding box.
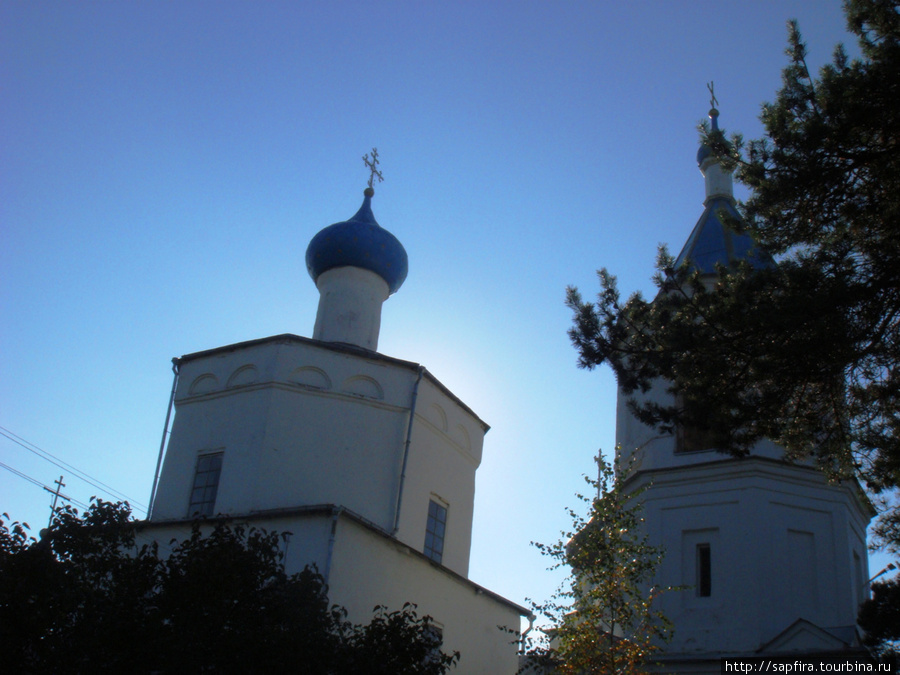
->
(0, 500, 458, 675)
(0, 500, 163, 672)
(525, 454, 672, 674)
(566, 0, 900, 547)
(150, 521, 343, 674)
(338, 603, 458, 675)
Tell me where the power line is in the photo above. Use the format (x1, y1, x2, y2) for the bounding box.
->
(0, 426, 148, 515)
(0, 425, 144, 507)
(1, 455, 280, 566)
(0, 460, 91, 512)
(0, 457, 193, 545)
(0, 459, 44, 489)
(0, 430, 262, 557)
(0, 440, 199, 550)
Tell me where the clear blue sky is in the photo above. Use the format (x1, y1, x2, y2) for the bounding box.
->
(2, 0, 890, 618)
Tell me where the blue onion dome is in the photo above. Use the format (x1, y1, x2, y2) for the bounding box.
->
(305, 187, 408, 295)
(696, 107, 731, 167)
(696, 141, 714, 167)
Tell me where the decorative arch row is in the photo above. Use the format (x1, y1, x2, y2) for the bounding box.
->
(185, 365, 471, 450)
(186, 364, 384, 401)
(423, 402, 471, 451)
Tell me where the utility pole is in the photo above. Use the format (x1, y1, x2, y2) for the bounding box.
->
(48, 475, 65, 527)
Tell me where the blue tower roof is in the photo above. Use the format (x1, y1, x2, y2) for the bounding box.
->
(673, 197, 775, 273)
(305, 188, 409, 295)
(675, 105, 775, 274)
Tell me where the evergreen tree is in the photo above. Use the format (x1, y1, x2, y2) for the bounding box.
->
(858, 576, 900, 665)
(566, 0, 900, 550)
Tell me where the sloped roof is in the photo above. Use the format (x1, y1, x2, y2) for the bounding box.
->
(758, 617, 860, 654)
(673, 196, 775, 273)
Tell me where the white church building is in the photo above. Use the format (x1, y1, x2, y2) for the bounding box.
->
(616, 108, 874, 673)
(135, 108, 873, 673)
(141, 185, 530, 673)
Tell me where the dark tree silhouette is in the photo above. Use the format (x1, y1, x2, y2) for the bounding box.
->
(0, 500, 458, 674)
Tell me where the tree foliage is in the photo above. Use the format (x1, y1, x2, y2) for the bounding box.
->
(858, 576, 900, 665)
(566, 0, 900, 547)
(0, 500, 458, 675)
(525, 455, 672, 674)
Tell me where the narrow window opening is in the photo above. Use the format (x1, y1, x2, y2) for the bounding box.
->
(424, 500, 448, 563)
(675, 394, 716, 453)
(188, 452, 223, 517)
(697, 543, 711, 597)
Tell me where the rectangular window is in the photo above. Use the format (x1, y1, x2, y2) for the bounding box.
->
(697, 543, 711, 597)
(853, 550, 863, 608)
(675, 394, 715, 453)
(423, 499, 448, 563)
(188, 452, 223, 517)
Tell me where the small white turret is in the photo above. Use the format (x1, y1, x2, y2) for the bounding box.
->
(697, 107, 734, 202)
(312, 266, 390, 350)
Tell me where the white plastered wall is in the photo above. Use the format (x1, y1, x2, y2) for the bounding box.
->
(327, 515, 522, 675)
(152, 339, 413, 529)
(392, 376, 484, 576)
(628, 460, 870, 655)
(151, 336, 487, 579)
(313, 266, 390, 351)
(136, 510, 525, 675)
